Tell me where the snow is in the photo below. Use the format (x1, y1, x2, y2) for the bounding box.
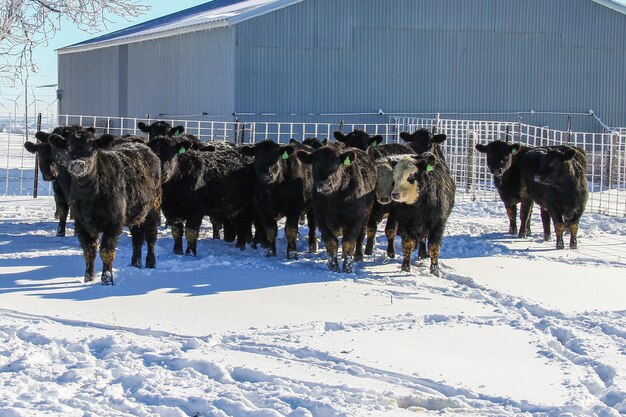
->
(0, 196, 625, 416)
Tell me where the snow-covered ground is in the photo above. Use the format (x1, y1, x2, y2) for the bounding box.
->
(0, 196, 625, 417)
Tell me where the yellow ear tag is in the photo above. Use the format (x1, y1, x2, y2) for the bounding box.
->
(426, 164, 434, 172)
(281, 151, 289, 160)
(343, 156, 351, 166)
(178, 147, 186, 154)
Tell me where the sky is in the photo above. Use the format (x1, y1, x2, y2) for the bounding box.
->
(0, 1, 209, 115)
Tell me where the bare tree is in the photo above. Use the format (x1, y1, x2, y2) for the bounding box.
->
(0, 0, 150, 85)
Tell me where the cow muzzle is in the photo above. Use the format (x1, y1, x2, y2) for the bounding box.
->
(69, 159, 88, 177)
(316, 180, 334, 194)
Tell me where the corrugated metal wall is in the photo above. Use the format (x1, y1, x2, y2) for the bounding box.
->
(235, 0, 626, 131)
(58, 27, 236, 119)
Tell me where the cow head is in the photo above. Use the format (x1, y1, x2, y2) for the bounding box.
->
(296, 146, 356, 194)
(147, 135, 193, 182)
(534, 147, 579, 186)
(374, 159, 396, 205)
(475, 140, 521, 177)
(333, 130, 383, 150)
(240, 140, 296, 184)
(138, 121, 185, 139)
(25, 133, 57, 181)
(399, 129, 447, 155)
(300, 137, 326, 149)
(391, 153, 437, 204)
(48, 130, 115, 179)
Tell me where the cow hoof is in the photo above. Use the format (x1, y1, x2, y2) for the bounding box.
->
(543, 234, 551, 242)
(354, 253, 363, 262)
(185, 248, 196, 256)
(146, 256, 156, 269)
(328, 257, 339, 272)
(518, 232, 527, 239)
(509, 227, 516, 235)
(430, 264, 440, 277)
(343, 256, 354, 273)
(266, 248, 276, 257)
(401, 263, 411, 273)
(287, 250, 298, 260)
(84, 274, 94, 283)
(131, 260, 142, 268)
(556, 241, 565, 250)
(387, 251, 396, 259)
(569, 242, 578, 250)
(236, 243, 246, 251)
(308, 242, 318, 253)
(56, 229, 66, 237)
(173, 248, 184, 255)
(101, 272, 114, 286)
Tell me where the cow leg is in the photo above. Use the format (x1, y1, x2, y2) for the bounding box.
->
(505, 204, 517, 235)
(285, 215, 299, 260)
(354, 224, 366, 262)
(100, 227, 121, 286)
(322, 230, 339, 272)
(518, 201, 532, 238)
(306, 210, 317, 253)
(541, 208, 551, 241)
(568, 223, 579, 249)
(235, 212, 253, 250)
(210, 216, 222, 240)
(342, 239, 356, 273)
(262, 215, 278, 257)
(76, 223, 98, 283)
(171, 222, 184, 255)
(184, 216, 203, 256)
(223, 219, 237, 243)
(401, 237, 416, 272)
(143, 208, 160, 268)
(364, 211, 379, 256)
(385, 210, 397, 259)
(56, 202, 69, 237)
(552, 213, 565, 250)
(417, 240, 427, 261)
(129, 225, 144, 268)
(428, 242, 442, 277)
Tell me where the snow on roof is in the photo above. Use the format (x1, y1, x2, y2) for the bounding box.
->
(593, 0, 626, 15)
(58, 0, 303, 54)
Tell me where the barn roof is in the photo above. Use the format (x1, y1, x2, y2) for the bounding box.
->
(58, 0, 303, 53)
(59, 0, 625, 54)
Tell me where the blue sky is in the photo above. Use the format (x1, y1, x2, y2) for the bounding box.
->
(0, 1, 208, 114)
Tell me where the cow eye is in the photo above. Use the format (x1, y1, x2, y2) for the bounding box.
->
(407, 174, 416, 184)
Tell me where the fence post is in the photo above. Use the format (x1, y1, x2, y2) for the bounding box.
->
(467, 130, 476, 195)
(240, 122, 246, 144)
(33, 113, 42, 198)
(608, 133, 619, 190)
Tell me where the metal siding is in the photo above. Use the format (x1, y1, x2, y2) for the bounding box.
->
(235, 0, 626, 131)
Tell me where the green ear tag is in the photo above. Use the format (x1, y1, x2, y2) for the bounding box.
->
(179, 147, 186, 154)
(426, 164, 434, 172)
(511, 148, 517, 154)
(281, 151, 289, 160)
(343, 156, 351, 166)
(370, 141, 377, 148)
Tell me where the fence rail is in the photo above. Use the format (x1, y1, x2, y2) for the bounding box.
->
(1, 113, 624, 217)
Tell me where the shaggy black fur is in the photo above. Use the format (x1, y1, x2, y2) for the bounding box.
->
(333, 130, 383, 151)
(399, 129, 448, 160)
(241, 140, 316, 259)
(49, 131, 162, 285)
(296, 145, 376, 273)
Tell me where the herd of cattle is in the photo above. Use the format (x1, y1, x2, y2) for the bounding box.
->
(23, 122, 588, 285)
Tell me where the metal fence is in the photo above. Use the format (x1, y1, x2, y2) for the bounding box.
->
(1, 113, 624, 217)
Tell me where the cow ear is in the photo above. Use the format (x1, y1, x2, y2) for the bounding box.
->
(137, 122, 150, 133)
(35, 131, 50, 142)
(370, 135, 383, 147)
(415, 152, 436, 172)
(49, 134, 67, 149)
(240, 145, 254, 156)
(85, 127, 96, 134)
(432, 134, 447, 144)
(339, 150, 356, 167)
(200, 144, 216, 152)
(24, 141, 37, 154)
(296, 150, 312, 164)
(322, 138, 329, 146)
(178, 139, 193, 153)
(475, 144, 488, 153)
(333, 131, 346, 142)
(170, 125, 185, 136)
(510, 144, 521, 155)
(561, 147, 577, 161)
(289, 138, 298, 144)
(399, 132, 413, 142)
(97, 134, 115, 148)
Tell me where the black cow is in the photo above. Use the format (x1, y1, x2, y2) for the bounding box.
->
(399, 129, 448, 161)
(475, 140, 551, 239)
(240, 140, 316, 259)
(48, 131, 161, 285)
(519, 146, 588, 249)
(138, 121, 185, 139)
(300, 137, 326, 149)
(333, 130, 383, 151)
(296, 145, 377, 273)
(390, 153, 455, 276)
(148, 136, 255, 256)
(364, 143, 416, 257)
(25, 125, 95, 236)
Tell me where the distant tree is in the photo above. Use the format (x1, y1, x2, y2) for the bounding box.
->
(0, 0, 150, 85)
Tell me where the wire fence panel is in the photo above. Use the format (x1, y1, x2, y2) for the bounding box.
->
(1, 113, 624, 217)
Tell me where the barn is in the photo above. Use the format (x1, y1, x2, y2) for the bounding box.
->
(57, 0, 626, 131)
